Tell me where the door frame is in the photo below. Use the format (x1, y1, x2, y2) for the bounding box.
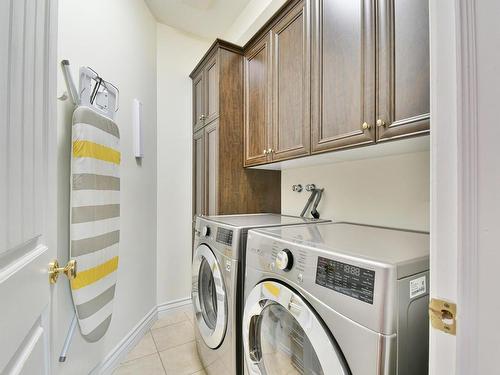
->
(429, 0, 480, 374)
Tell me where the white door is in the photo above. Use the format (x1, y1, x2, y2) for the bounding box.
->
(0, 0, 58, 374)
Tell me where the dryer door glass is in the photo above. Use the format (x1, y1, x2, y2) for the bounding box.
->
(199, 258, 218, 329)
(192, 244, 228, 349)
(259, 303, 323, 374)
(243, 281, 349, 375)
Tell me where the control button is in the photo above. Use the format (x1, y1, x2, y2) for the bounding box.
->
(202, 226, 211, 237)
(276, 249, 294, 272)
(297, 273, 303, 283)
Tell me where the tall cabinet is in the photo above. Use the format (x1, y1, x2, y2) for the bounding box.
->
(191, 40, 281, 218)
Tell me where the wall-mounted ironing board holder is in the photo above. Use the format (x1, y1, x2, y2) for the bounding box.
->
(79, 66, 118, 120)
(61, 60, 119, 121)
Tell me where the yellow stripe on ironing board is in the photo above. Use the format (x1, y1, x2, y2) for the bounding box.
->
(71, 256, 119, 290)
(73, 140, 121, 165)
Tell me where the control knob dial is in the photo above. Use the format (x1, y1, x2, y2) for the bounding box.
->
(276, 249, 293, 271)
(202, 226, 211, 237)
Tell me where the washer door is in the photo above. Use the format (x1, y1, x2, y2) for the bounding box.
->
(243, 281, 350, 375)
(192, 244, 228, 349)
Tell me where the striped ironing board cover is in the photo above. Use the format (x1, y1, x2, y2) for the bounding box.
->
(70, 106, 120, 342)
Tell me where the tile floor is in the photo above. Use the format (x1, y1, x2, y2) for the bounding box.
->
(113, 306, 206, 375)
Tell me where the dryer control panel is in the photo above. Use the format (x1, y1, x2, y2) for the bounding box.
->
(216, 227, 233, 246)
(316, 257, 375, 304)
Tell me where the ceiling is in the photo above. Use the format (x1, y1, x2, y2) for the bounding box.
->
(145, 0, 252, 39)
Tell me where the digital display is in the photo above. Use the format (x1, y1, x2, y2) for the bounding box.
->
(315, 257, 375, 304)
(216, 228, 233, 246)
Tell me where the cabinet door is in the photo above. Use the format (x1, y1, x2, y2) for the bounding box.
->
(244, 35, 272, 166)
(311, 0, 376, 153)
(193, 129, 205, 217)
(377, 0, 430, 141)
(204, 54, 219, 124)
(204, 120, 219, 215)
(193, 70, 205, 131)
(270, 0, 311, 162)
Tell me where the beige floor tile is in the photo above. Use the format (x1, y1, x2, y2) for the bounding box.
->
(158, 341, 203, 375)
(192, 370, 207, 375)
(204, 357, 230, 375)
(152, 310, 189, 330)
(151, 320, 194, 351)
(183, 304, 194, 323)
(113, 353, 165, 375)
(123, 332, 158, 363)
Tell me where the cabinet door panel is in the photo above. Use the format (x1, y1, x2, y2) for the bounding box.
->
(205, 120, 219, 215)
(271, 0, 310, 161)
(377, 0, 430, 140)
(244, 35, 271, 166)
(193, 71, 204, 131)
(193, 129, 205, 217)
(311, 0, 375, 153)
(204, 54, 219, 124)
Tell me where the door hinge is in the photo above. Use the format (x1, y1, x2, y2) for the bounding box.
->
(429, 298, 457, 335)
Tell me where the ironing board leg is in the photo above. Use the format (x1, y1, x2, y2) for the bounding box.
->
(59, 313, 77, 362)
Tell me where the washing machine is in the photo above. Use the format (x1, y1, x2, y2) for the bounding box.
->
(192, 214, 330, 375)
(242, 222, 430, 375)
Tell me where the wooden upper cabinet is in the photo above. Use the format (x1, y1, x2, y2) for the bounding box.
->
(193, 70, 205, 131)
(244, 34, 272, 167)
(271, 0, 311, 161)
(204, 54, 219, 125)
(311, 0, 376, 153)
(377, 0, 430, 141)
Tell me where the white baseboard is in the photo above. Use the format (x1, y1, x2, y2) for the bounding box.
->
(89, 297, 192, 375)
(157, 296, 191, 318)
(89, 306, 157, 375)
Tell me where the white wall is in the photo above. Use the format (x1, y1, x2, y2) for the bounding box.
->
(156, 24, 211, 306)
(223, 0, 287, 45)
(56, 1, 157, 373)
(282, 151, 430, 231)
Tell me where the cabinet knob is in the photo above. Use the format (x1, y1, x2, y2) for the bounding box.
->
(268, 148, 274, 154)
(263, 149, 268, 155)
(362, 122, 371, 130)
(376, 119, 386, 127)
(199, 115, 206, 121)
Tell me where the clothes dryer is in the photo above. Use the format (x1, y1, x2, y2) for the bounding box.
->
(243, 222, 429, 375)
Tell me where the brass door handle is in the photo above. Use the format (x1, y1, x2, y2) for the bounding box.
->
(263, 149, 268, 155)
(362, 122, 371, 130)
(376, 119, 386, 127)
(49, 259, 77, 284)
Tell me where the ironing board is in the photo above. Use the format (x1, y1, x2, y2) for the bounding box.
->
(70, 106, 120, 342)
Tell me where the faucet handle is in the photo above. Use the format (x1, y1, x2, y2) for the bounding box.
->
(305, 184, 316, 192)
